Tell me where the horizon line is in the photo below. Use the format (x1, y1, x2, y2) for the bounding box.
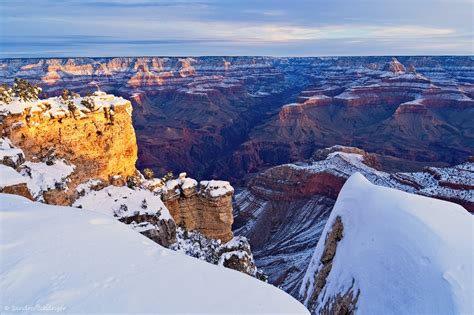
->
(1, 54, 473, 60)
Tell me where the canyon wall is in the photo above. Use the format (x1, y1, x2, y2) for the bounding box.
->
(1, 56, 472, 183)
(234, 146, 473, 298)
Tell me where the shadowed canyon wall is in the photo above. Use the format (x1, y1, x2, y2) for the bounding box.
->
(1, 56, 473, 183)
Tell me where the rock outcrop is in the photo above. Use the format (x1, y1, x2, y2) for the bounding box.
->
(301, 216, 359, 315)
(171, 228, 261, 278)
(218, 236, 258, 277)
(0, 92, 137, 204)
(0, 164, 33, 200)
(299, 173, 473, 314)
(161, 173, 234, 242)
(382, 57, 406, 73)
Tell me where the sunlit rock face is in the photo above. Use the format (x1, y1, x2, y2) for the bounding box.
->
(0, 93, 138, 205)
(1, 56, 472, 183)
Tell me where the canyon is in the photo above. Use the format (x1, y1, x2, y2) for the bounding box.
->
(233, 145, 473, 298)
(1, 57, 472, 313)
(1, 56, 472, 184)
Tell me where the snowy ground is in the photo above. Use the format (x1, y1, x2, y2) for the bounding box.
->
(73, 184, 171, 220)
(0, 193, 309, 314)
(300, 173, 474, 314)
(0, 92, 128, 117)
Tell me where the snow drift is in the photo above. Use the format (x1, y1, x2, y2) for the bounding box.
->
(300, 172, 473, 314)
(0, 193, 308, 314)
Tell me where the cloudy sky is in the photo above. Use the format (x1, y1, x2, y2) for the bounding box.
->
(0, 0, 472, 57)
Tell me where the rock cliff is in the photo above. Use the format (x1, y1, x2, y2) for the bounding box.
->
(162, 173, 234, 242)
(299, 173, 472, 314)
(234, 145, 473, 298)
(0, 92, 137, 204)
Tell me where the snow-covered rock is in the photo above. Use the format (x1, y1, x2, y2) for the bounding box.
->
(0, 164, 27, 187)
(299, 173, 473, 314)
(19, 159, 75, 200)
(0, 193, 309, 314)
(73, 185, 176, 247)
(0, 137, 24, 168)
(171, 228, 262, 278)
(162, 175, 235, 242)
(0, 93, 128, 117)
(0, 164, 33, 200)
(199, 180, 234, 198)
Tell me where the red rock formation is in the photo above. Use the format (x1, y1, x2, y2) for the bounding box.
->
(382, 57, 406, 73)
(1, 94, 138, 205)
(162, 175, 234, 242)
(1, 56, 472, 183)
(1, 183, 33, 200)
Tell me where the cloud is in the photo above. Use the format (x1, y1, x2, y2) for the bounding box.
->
(0, 0, 472, 56)
(149, 21, 456, 42)
(84, 0, 212, 8)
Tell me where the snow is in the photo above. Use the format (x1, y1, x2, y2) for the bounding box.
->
(0, 165, 26, 187)
(282, 102, 301, 108)
(181, 177, 197, 190)
(73, 185, 172, 220)
(200, 180, 234, 198)
(300, 173, 473, 315)
(0, 93, 128, 116)
(165, 178, 181, 191)
(0, 138, 24, 164)
(0, 193, 309, 314)
(20, 159, 75, 199)
(75, 179, 103, 195)
(177, 172, 198, 190)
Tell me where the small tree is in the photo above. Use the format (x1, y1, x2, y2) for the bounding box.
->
(80, 96, 97, 112)
(141, 199, 148, 209)
(161, 171, 174, 183)
(66, 100, 77, 115)
(126, 175, 141, 189)
(13, 78, 41, 102)
(143, 168, 155, 180)
(61, 88, 70, 101)
(0, 83, 14, 104)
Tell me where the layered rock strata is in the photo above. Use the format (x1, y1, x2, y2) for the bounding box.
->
(0, 92, 137, 204)
(234, 145, 473, 298)
(1, 56, 472, 182)
(161, 173, 234, 242)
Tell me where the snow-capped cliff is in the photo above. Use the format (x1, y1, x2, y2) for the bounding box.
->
(299, 173, 473, 314)
(233, 145, 473, 298)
